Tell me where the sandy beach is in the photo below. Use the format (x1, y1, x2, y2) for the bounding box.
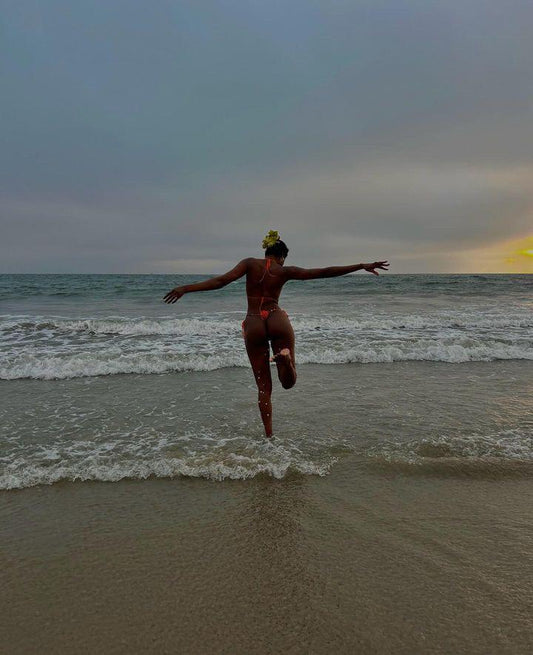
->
(2, 453, 532, 654)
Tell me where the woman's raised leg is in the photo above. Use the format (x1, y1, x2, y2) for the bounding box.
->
(267, 311, 297, 389)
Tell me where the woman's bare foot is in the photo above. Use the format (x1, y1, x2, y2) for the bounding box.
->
(271, 348, 297, 389)
(270, 347, 291, 363)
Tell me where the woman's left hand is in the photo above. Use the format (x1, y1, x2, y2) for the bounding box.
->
(363, 261, 389, 276)
(163, 287, 185, 303)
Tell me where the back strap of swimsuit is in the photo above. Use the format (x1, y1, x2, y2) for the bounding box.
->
(259, 257, 272, 283)
(258, 258, 275, 319)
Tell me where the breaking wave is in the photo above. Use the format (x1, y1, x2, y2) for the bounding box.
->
(1, 311, 532, 379)
(361, 429, 533, 476)
(1, 340, 531, 380)
(1, 313, 532, 336)
(3, 428, 532, 490)
(0, 435, 337, 490)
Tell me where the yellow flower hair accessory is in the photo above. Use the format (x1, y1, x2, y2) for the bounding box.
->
(262, 230, 280, 249)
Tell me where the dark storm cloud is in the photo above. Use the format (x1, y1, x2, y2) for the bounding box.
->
(1, 0, 532, 272)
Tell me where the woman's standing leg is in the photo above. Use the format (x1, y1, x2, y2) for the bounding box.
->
(243, 318, 274, 437)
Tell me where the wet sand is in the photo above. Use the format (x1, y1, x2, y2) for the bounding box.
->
(2, 458, 532, 654)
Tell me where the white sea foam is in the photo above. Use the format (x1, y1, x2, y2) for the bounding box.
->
(3, 428, 532, 490)
(0, 457, 337, 490)
(1, 312, 532, 337)
(0, 436, 336, 490)
(0, 351, 249, 379)
(364, 429, 533, 464)
(1, 307, 532, 380)
(297, 341, 533, 365)
(1, 339, 531, 379)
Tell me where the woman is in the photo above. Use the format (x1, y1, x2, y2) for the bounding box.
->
(163, 230, 389, 437)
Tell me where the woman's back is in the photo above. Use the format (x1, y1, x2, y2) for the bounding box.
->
(245, 258, 285, 309)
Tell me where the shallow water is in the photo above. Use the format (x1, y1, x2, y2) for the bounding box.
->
(1, 273, 532, 489)
(1, 361, 532, 489)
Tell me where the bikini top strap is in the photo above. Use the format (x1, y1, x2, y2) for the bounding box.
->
(259, 257, 272, 283)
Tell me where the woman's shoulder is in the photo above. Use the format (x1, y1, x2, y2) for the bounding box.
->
(244, 257, 265, 268)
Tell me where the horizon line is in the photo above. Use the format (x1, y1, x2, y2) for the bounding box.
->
(1, 271, 531, 276)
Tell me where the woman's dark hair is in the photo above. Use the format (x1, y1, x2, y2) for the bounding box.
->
(265, 239, 289, 258)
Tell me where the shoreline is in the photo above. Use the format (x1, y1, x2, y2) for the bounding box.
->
(2, 462, 532, 654)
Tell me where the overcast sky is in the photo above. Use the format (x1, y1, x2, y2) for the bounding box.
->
(1, 0, 532, 273)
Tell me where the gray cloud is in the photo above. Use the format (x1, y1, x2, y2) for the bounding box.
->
(1, 0, 532, 272)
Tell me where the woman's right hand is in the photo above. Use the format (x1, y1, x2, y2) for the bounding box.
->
(363, 261, 389, 275)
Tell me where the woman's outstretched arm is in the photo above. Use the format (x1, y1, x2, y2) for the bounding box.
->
(284, 261, 389, 280)
(163, 259, 250, 304)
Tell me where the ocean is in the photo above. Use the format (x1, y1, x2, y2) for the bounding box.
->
(1, 273, 532, 653)
(1, 273, 531, 489)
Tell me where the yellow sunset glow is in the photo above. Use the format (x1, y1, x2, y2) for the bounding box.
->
(454, 235, 533, 273)
(509, 237, 533, 267)
(502, 236, 533, 272)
